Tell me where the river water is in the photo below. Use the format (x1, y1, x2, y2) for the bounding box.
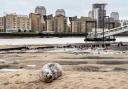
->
(0, 37, 127, 45)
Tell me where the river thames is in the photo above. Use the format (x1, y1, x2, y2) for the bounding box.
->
(0, 36, 127, 45)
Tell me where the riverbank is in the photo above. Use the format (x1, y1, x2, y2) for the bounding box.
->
(0, 32, 87, 38)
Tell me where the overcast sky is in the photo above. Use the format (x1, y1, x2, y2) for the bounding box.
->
(0, 0, 128, 19)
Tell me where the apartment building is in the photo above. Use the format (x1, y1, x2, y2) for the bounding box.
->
(29, 13, 41, 32)
(6, 13, 31, 32)
(71, 16, 95, 33)
(0, 17, 5, 32)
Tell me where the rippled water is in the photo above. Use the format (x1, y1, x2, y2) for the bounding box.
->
(0, 37, 127, 45)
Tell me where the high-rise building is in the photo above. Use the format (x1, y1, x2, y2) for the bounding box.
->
(80, 17, 95, 32)
(92, 3, 107, 28)
(55, 9, 65, 16)
(69, 16, 77, 32)
(6, 13, 17, 32)
(71, 16, 94, 33)
(6, 13, 31, 32)
(29, 13, 41, 32)
(110, 12, 119, 21)
(0, 17, 5, 32)
(35, 6, 46, 23)
(17, 15, 31, 32)
(46, 15, 54, 32)
(46, 14, 67, 33)
(71, 20, 81, 33)
(88, 11, 93, 18)
(54, 15, 67, 33)
(92, 8, 99, 28)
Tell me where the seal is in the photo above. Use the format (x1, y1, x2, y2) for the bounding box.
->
(39, 63, 62, 83)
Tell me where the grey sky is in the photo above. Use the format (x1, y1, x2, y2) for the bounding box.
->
(0, 0, 128, 19)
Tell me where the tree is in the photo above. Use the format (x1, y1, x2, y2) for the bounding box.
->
(29, 30, 32, 32)
(18, 29, 21, 32)
(24, 30, 27, 32)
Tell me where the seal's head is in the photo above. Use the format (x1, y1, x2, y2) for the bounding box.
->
(40, 69, 53, 83)
(46, 73, 53, 80)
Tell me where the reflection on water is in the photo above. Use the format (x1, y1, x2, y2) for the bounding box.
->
(0, 36, 127, 45)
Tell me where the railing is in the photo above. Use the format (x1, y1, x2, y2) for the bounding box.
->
(88, 25, 128, 38)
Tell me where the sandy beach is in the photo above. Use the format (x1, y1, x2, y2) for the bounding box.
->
(0, 45, 128, 89)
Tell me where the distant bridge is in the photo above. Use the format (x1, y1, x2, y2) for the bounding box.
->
(87, 25, 128, 39)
